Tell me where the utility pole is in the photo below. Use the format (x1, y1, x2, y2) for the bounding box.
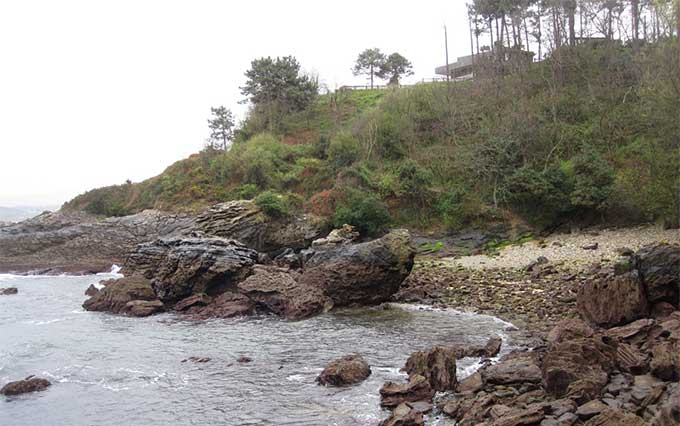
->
(444, 24, 450, 82)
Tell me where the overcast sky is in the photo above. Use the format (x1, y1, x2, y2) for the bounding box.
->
(0, 0, 472, 207)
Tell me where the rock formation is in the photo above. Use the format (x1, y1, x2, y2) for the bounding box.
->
(316, 354, 371, 386)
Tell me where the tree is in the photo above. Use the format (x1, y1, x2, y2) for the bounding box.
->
(240, 56, 318, 131)
(352, 48, 386, 89)
(207, 106, 235, 150)
(377, 53, 414, 85)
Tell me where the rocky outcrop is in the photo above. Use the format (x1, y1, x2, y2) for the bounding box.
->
(237, 265, 331, 320)
(82, 275, 160, 315)
(0, 209, 195, 274)
(316, 354, 371, 386)
(379, 402, 425, 426)
(403, 346, 458, 391)
(577, 271, 649, 328)
(299, 229, 415, 307)
(577, 244, 680, 328)
(126, 237, 259, 304)
(83, 228, 415, 321)
(194, 200, 324, 254)
(0, 376, 51, 396)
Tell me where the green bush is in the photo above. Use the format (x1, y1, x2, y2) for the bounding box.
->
(255, 191, 289, 218)
(569, 148, 615, 212)
(327, 131, 360, 169)
(332, 190, 391, 236)
(237, 184, 259, 200)
(504, 165, 572, 225)
(397, 160, 433, 203)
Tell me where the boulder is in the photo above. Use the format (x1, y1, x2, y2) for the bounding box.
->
(126, 237, 259, 304)
(652, 384, 680, 426)
(121, 300, 164, 317)
(547, 319, 595, 344)
(0, 287, 18, 295)
(636, 244, 680, 307)
(542, 336, 618, 404)
(650, 340, 679, 382)
(316, 354, 371, 386)
(237, 265, 332, 320)
(575, 400, 608, 420)
(194, 200, 324, 254)
(82, 275, 158, 314)
(457, 371, 484, 393)
(403, 346, 458, 391)
(84, 284, 99, 297)
(379, 402, 424, 426)
(577, 271, 649, 328)
(173, 293, 213, 312)
(187, 292, 255, 319)
(0, 376, 51, 395)
(483, 351, 543, 385)
(380, 375, 435, 408)
(491, 405, 545, 426)
(299, 229, 415, 307)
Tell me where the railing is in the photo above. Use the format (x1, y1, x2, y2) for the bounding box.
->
(337, 85, 389, 92)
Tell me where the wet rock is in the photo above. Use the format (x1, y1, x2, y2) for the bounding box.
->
(606, 318, 655, 342)
(299, 229, 415, 308)
(483, 351, 542, 385)
(84, 284, 99, 297)
(463, 337, 503, 359)
(651, 302, 676, 319)
(635, 244, 680, 307)
(173, 293, 213, 312)
(526, 256, 549, 272)
(575, 400, 607, 420)
(236, 356, 252, 363)
(379, 402, 424, 426)
(583, 408, 647, 425)
(542, 336, 618, 403)
(583, 243, 599, 251)
(457, 371, 484, 393)
(652, 384, 680, 425)
(122, 299, 164, 317)
(0, 287, 18, 295)
(577, 271, 649, 328)
(237, 265, 331, 320)
(0, 376, 51, 396)
(188, 292, 254, 319)
(82, 275, 157, 314)
(316, 354, 371, 386)
(380, 375, 435, 408)
(127, 237, 258, 305)
(403, 346, 457, 391)
(273, 248, 301, 269)
(310, 224, 359, 249)
(547, 319, 594, 344)
(194, 200, 324, 254)
(181, 356, 210, 363)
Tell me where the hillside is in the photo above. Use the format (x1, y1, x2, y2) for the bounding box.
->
(63, 42, 680, 235)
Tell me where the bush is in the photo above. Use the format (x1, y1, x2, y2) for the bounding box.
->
(397, 160, 433, 203)
(504, 165, 572, 226)
(237, 184, 259, 200)
(255, 191, 289, 218)
(569, 148, 614, 212)
(332, 189, 391, 236)
(327, 131, 360, 169)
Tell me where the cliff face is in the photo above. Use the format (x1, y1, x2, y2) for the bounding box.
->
(0, 210, 196, 274)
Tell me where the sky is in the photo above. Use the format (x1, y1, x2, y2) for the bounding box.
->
(0, 0, 472, 207)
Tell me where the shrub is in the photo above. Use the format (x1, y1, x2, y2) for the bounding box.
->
(504, 165, 572, 226)
(237, 184, 259, 200)
(255, 191, 289, 218)
(397, 160, 434, 203)
(570, 148, 614, 212)
(327, 131, 360, 169)
(332, 189, 391, 236)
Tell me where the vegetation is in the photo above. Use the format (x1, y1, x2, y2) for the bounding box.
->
(64, 6, 680, 233)
(206, 106, 235, 150)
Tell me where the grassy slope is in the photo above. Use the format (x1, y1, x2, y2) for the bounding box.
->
(64, 42, 680, 233)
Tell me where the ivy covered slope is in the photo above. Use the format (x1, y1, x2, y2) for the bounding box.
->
(63, 42, 680, 234)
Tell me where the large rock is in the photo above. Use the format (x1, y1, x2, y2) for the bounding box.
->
(194, 200, 324, 254)
(379, 402, 425, 426)
(184, 292, 255, 319)
(316, 354, 371, 386)
(380, 375, 435, 408)
(299, 229, 415, 307)
(237, 265, 331, 320)
(636, 244, 680, 307)
(542, 336, 618, 404)
(126, 237, 259, 304)
(483, 351, 543, 385)
(403, 346, 458, 391)
(584, 408, 647, 426)
(83, 275, 160, 314)
(0, 376, 51, 396)
(0, 209, 195, 274)
(577, 271, 649, 328)
(0, 287, 18, 295)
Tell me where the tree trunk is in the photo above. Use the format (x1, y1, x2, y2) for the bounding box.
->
(632, 0, 640, 40)
(370, 65, 374, 89)
(676, 0, 680, 39)
(567, 1, 577, 46)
